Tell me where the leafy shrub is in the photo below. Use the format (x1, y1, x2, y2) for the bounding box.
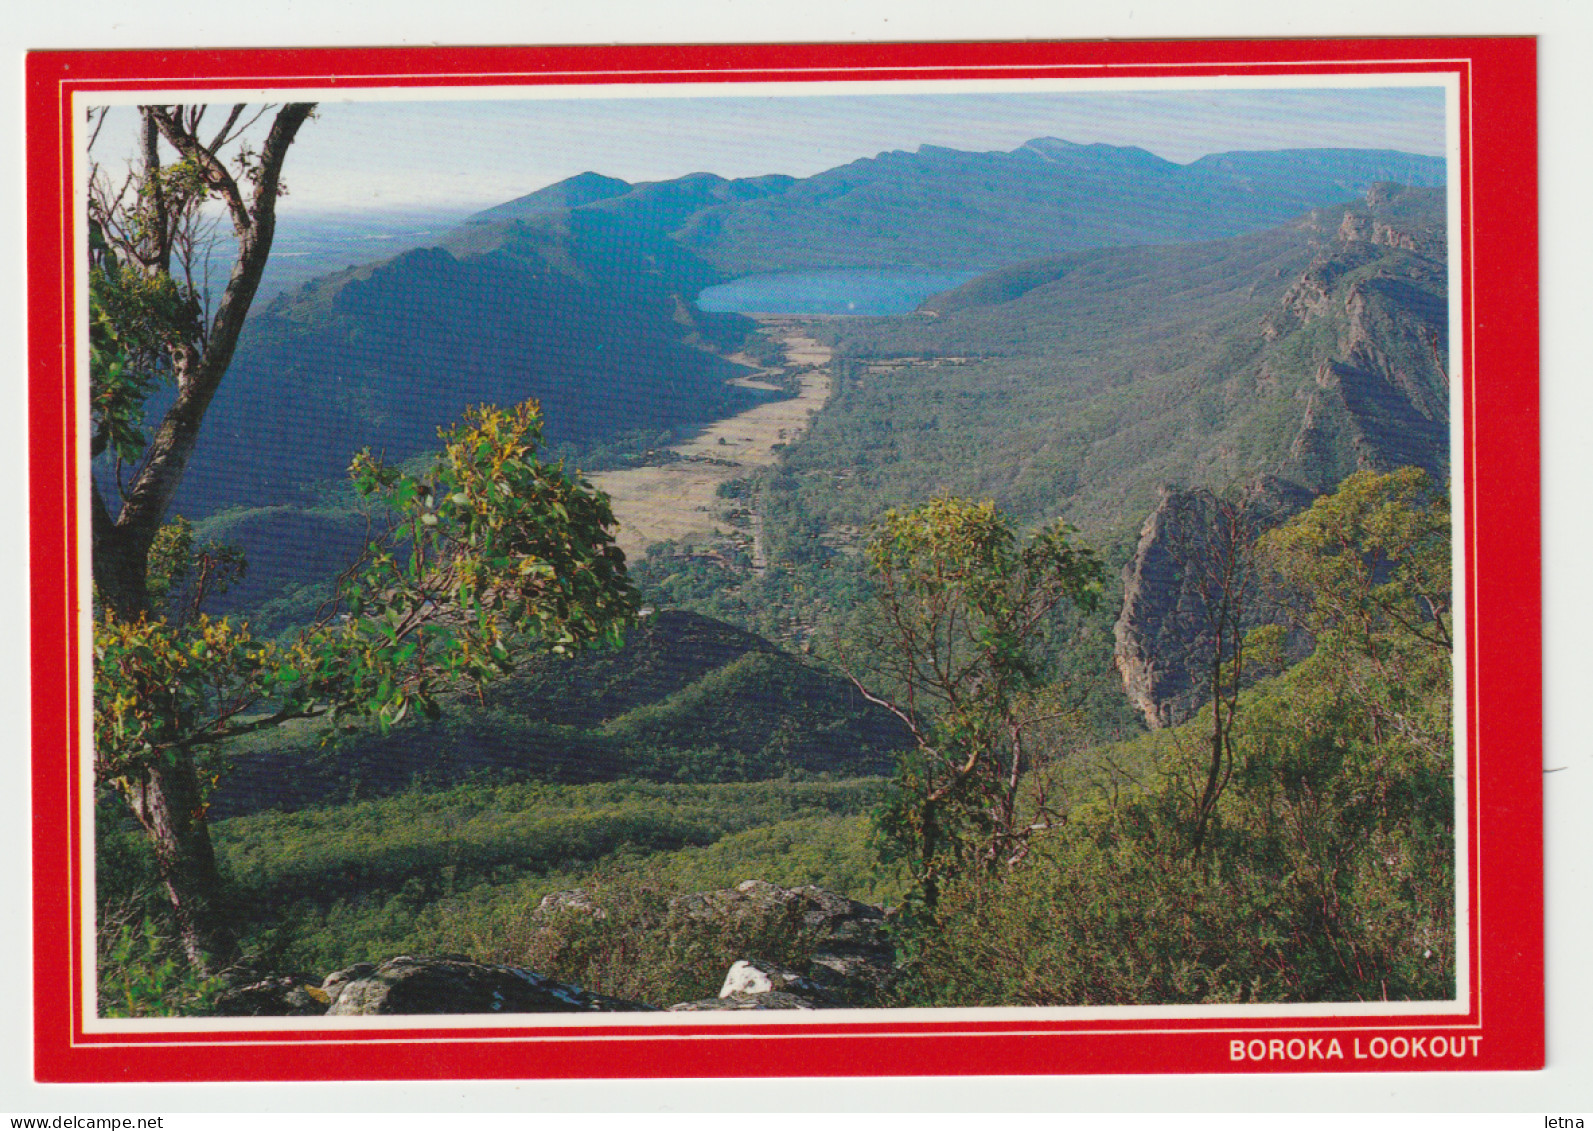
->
(893, 627, 1453, 1006)
(98, 917, 228, 1018)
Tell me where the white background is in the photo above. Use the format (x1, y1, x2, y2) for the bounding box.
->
(2, 0, 1587, 1115)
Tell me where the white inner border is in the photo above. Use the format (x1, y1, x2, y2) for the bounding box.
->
(71, 68, 1470, 1038)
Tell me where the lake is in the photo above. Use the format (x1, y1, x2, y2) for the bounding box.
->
(695, 269, 983, 316)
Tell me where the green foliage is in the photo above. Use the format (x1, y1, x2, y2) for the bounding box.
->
(1259, 466, 1452, 653)
(220, 777, 882, 899)
(93, 395, 639, 981)
(94, 401, 638, 796)
(206, 609, 906, 817)
(655, 813, 900, 902)
(145, 516, 248, 625)
(343, 400, 638, 700)
(600, 650, 901, 777)
(97, 467, 1453, 1011)
(99, 767, 892, 1013)
(857, 497, 1103, 909)
(94, 613, 281, 790)
(891, 469, 1454, 1006)
(897, 641, 1453, 1005)
(425, 861, 839, 1007)
(1252, 466, 1454, 785)
(86, 244, 199, 464)
(205, 776, 888, 977)
(95, 796, 230, 1019)
(97, 917, 230, 1018)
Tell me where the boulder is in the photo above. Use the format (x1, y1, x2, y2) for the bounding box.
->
(719, 958, 834, 1004)
(212, 974, 330, 1017)
(670, 880, 889, 939)
(807, 945, 896, 999)
(321, 955, 656, 1016)
(320, 961, 377, 1005)
(534, 888, 608, 921)
(666, 881, 898, 1008)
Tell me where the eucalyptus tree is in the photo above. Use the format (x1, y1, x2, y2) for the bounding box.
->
(849, 497, 1102, 910)
(88, 105, 638, 972)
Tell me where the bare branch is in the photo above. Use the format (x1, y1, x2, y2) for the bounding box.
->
(147, 105, 250, 232)
(85, 105, 109, 153)
(208, 104, 245, 152)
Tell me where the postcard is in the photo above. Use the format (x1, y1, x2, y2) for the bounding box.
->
(23, 36, 1541, 1082)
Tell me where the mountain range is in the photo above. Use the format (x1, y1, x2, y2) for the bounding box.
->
(465, 140, 1444, 274)
(171, 138, 1447, 729)
(170, 138, 1443, 520)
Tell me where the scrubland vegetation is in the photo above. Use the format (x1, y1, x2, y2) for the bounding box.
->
(97, 777, 894, 1013)
(899, 620, 1452, 1006)
(99, 463, 1453, 1015)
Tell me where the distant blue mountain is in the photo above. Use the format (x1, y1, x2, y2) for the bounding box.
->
(446, 137, 1444, 278)
(659, 138, 1445, 272)
(471, 171, 634, 220)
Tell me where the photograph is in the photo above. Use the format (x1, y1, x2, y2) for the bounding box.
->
(21, 36, 1542, 1083)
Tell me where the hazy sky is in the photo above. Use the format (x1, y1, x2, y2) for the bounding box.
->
(90, 86, 1447, 213)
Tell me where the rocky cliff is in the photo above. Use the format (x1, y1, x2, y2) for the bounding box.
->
(1114, 183, 1448, 728)
(1272, 183, 1450, 488)
(1113, 478, 1314, 729)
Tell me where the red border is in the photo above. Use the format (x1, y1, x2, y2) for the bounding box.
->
(25, 37, 1541, 1082)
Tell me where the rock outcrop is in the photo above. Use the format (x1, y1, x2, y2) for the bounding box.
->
(670, 959, 837, 1011)
(667, 880, 897, 1007)
(1114, 478, 1313, 729)
(1275, 185, 1450, 487)
(320, 955, 656, 1015)
(207, 882, 896, 1017)
(670, 989, 827, 1011)
(1115, 183, 1448, 728)
(212, 973, 330, 1017)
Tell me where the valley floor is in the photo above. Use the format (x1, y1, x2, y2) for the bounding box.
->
(592, 318, 832, 562)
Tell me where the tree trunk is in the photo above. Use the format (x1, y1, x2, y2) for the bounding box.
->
(121, 749, 235, 972)
(92, 484, 152, 618)
(88, 103, 315, 976)
(100, 103, 315, 620)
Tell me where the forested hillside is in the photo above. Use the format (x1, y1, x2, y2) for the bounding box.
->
(208, 610, 908, 818)
(171, 226, 758, 519)
(632, 185, 1447, 718)
(807, 184, 1447, 541)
